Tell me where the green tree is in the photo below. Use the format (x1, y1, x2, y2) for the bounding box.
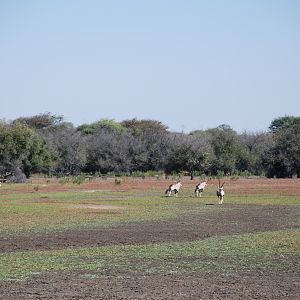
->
(238, 131, 273, 175)
(269, 115, 300, 133)
(77, 119, 126, 135)
(166, 134, 210, 179)
(121, 118, 170, 171)
(0, 122, 33, 169)
(14, 113, 63, 129)
(42, 123, 87, 175)
(121, 118, 168, 136)
(0, 121, 52, 180)
(262, 123, 300, 177)
(22, 137, 52, 177)
(207, 125, 240, 175)
(86, 130, 132, 174)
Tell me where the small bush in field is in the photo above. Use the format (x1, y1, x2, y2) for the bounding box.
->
(59, 177, 70, 184)
(72, 174, 85, 185)
(217, 170, 225, 179)
(130, 171, 144, 178)
(239, 170, 252, 178)
(115, 178, 121, 185)
(231, 175, 239, 181)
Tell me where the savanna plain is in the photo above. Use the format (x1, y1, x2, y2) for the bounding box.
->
(0, 176, 299, 299)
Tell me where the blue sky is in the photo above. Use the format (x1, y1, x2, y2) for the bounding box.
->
(1, 0, 299, 133)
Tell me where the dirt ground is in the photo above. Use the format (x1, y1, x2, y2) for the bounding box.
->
(1, 178, 300, 299)
(1, 269, 299, 300)
(6, 177, 300, 196)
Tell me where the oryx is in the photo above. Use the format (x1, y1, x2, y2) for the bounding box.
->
(195, 181, 207, 197)
(165, 181, 182, 197)
(217, 180, 225, 204)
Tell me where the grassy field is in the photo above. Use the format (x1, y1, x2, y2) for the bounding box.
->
(0, 179, 299, 236)
(0, 177, 299, 299)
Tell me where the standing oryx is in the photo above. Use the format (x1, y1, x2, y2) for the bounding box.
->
(217, 180, 225, 204)
(165, 181, 182, 197)
(195, 181, 207, 197)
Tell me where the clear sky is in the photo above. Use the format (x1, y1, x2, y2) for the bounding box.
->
(1, 0, 299, 133)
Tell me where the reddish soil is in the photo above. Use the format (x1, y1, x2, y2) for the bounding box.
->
(5, 176, 300, 196)
(1, 178, 300, 299)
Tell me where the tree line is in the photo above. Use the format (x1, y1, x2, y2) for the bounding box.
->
(0, 113, 299, 182)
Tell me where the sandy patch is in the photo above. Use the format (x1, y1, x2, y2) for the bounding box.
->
(70, 204, 124, 210)
(83, 189, 111, 193)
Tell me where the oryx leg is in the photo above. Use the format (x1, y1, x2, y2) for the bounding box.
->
(219, 196, 224, 204)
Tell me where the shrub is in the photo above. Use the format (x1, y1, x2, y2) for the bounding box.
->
(59, 177, 70, 184)
(72, 174, 85, 185)
(239, 170, 252, 178)
(115, 178, 121, 185)
(7, 167, 27, 183)
(216, 170, 225, 179)
(231, 175, 239, 181)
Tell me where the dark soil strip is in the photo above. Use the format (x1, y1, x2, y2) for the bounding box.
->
(1, 205, 299, 253)
(0, 270, 299, 300)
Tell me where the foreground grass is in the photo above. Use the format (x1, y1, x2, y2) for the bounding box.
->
(0, 229, 299, 282)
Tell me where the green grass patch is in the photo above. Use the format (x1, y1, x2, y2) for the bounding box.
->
(1, 229, 299, 282)
(226, 194, 300, 205)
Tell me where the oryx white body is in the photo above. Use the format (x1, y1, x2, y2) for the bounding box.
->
(195, 181, 207, 197)
(165, 181, 182, 197)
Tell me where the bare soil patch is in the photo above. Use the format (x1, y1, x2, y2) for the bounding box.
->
(3, 177, 300, 196)
(0, 269, 299, 300)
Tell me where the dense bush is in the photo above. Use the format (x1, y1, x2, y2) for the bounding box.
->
(0, 114, 299, 180)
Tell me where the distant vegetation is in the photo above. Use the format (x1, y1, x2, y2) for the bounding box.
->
(0, 113, 299, 182)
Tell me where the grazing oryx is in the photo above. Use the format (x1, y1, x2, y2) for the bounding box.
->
(217, 180, 225, 204)
(165, 181, 182, 197)
(195, 181, 207, 197)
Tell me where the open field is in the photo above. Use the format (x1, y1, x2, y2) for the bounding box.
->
(0, 177, 299, 299)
